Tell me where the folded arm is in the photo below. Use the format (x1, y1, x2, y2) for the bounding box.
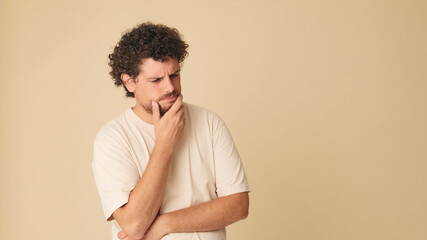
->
(118, 191, 249, 240)
(113, 97, 186, 240)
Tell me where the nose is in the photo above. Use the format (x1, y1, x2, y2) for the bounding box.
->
(162, 76, 175, 93)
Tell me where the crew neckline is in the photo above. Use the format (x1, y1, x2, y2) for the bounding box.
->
(126, 108, 154, 129)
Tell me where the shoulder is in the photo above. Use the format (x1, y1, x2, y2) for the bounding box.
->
(184, 102, 223, 123)
(184, 102, 208, 115)
(93, 110, 136, 168)
(94, 110, 131, 145)
(184, 103, 229, 138)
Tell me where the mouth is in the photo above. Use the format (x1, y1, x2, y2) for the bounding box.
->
(162, 94, 178, 102)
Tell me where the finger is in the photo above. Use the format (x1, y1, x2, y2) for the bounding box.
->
(152, 101, 161, 123)
(117, 231, 127, 239)
(168, 94, 183, 114)
(177, 104, 185, 119)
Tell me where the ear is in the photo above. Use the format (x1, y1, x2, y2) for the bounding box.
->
(121, 73, 136, 93)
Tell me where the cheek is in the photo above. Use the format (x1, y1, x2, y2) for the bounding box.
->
(174, 79, 182, 91)
(135, 89, 152, 104)
(137, 85, 156, 100)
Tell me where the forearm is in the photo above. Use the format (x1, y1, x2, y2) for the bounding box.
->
(113, 144, 173, 239)
(113, 98, 185, 240)
(157, 192, 249, 235)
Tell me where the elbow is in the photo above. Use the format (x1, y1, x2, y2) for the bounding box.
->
(241, 199, 249, 220)
(241, 205, 249, 220)
(236, 192, 249, 220)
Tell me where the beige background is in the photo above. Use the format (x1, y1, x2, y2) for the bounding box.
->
(1, 0, 427, 239)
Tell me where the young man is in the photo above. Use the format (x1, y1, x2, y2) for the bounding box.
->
(93, 22, 250, 240)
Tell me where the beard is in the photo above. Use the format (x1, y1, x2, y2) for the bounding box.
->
(141, 91, 179, 116)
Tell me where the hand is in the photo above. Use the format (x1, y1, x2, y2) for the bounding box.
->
(117, 215, 167, 240)
(141, 216, 167, 240)
(152, 95, 185, 152)
(117, 231, 134, 240)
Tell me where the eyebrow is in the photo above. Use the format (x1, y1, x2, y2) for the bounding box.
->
(147, 68, 181, 80)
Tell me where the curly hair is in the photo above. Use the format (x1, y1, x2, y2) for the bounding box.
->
(108, 22, 189, 98)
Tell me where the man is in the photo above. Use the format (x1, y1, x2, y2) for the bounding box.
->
(93, 22, 250, 240)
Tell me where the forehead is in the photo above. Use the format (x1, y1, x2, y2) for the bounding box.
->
(138, 58, 179, 77)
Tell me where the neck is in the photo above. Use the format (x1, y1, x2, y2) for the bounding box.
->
(131, 104, 154, 125)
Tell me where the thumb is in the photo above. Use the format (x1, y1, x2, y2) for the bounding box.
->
(152, 101, 160, 123)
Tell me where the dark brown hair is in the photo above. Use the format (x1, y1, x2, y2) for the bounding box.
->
(108, 22, 189, 97)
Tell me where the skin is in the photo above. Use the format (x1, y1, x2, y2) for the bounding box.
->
(118, 192, 249, 240)
(122, 57, 182, 124)
(115, 57, 249, 240)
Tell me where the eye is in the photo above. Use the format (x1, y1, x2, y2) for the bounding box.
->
(151, 78, 161, 83)
(170, 73, 179, 79)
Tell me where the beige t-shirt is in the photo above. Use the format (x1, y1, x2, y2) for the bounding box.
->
(92, 103, 250, 240)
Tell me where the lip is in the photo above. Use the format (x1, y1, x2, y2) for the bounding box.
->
(163, 95, 178, 102)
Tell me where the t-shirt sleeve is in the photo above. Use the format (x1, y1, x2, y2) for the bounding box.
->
(211, 114, 250, 197)
(92, 127, 140, 221)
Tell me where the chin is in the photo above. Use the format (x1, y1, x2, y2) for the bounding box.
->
(159, 104, 173, 116)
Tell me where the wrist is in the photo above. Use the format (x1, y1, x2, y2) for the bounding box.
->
(156, 214, 173, 236)
(153, 141, 174, 158)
